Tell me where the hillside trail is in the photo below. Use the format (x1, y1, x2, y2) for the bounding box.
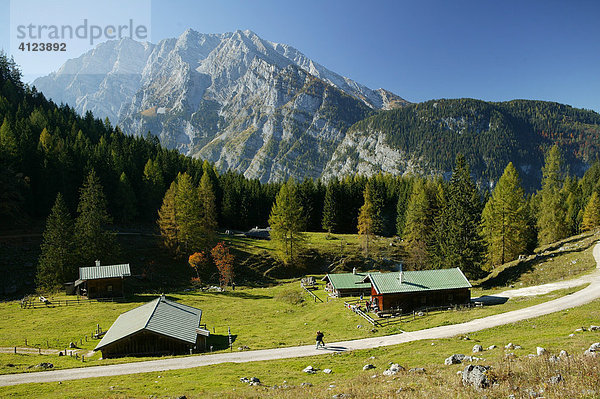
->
(1, 242, 599, 387)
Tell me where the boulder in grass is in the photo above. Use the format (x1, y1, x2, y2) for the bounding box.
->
(323, 369, 332, 374)
(462, 365, 490, 390)
(303, 366, 316, 374)
(472, 345, 483, 353)
(445, 354, 466, 365)
(363, 364, 375, 371)
(536, 347, 546, 356)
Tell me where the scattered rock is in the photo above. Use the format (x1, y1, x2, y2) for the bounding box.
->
(505, 343, 514, 350)
(487, 345, 497, 350)
(300, 382, 312, 388)
(363, 364, 375, 371)
(303, 366, 316, 374)
(356, 325, 362, 329)
(323, 368, 332, 374)
(514, 345, 522, 350)
(536, 347, 546, 356)
(559, 350, 569, 358)
(237, 345, 250, 351)
(382, 363, 404, 376)
(332, 394, 350, 399)
(34, 363, 54, 369)
(505, 352, 516, 359)
(250, 377, 260, 383)
(176, 396, 187, 399)
(549, 374, 563, 384)
(569, 333, 575, 337)
(408, 367, 426, 373)
(590, 325, 600, 331)
(462, 365, 490, 390)
(584, 342, 600, 357)
(575, 327, 586, 332)
(445, 354, 466, 365)
(472, 345, 483, 353)
(69, 342, 78, 349)
(548, 355, 559, 363)
(417, 311, 424, 317)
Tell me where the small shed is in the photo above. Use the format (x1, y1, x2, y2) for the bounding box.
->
(322, 270, 380, 297)
(363, 268, 471, 312)
(94, 295, 210, 358)
(75, 261, 130, 298)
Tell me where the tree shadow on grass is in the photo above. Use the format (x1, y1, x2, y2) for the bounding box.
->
(478, 245, 592, 289)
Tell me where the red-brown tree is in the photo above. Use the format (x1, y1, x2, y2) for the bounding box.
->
(211, 242, 234, 290)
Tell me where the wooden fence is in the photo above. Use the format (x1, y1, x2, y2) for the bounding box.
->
(20, 296, 120, 309)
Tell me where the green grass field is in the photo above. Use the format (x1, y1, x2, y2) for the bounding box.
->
(2, 296, 599, 398)
(0, 231, 597, 397)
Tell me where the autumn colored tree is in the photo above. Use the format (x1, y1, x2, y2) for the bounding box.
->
(188, 251, 209, 285)
(269, 179, 306, 264)
(211, 242, 234, 290)
(581, 191, 600, 231)
(157, 180, 179, 253)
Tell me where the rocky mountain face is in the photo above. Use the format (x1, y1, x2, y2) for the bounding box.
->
(33, 29, 407, 182)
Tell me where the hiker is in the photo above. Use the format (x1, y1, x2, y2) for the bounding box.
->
(315, 330, 325, 349)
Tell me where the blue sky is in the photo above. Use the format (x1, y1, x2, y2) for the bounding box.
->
(2, 0, 599, 111)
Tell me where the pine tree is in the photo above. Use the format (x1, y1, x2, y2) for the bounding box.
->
(268, 179, 306, 264)
(175, 172, 204, 253)
(198, 171, 218, 245)
(322, 179, 340, 233)
(74, 170, 116, 265)
(158, 180, 179, 252)
(115, 172, 137, 223)
(0, 117, 18, 159)
(37, 193, 75, 289)
(481, 162, 528, 268)
(142, 158, 165, 220)
(581, 191, 600, 231)
(537, 145, 568, 244)
(357, 183, 376, 256)
(395, 179, 413, 237)
(403, 179, 433, 268)
(437, 154, 485, 278)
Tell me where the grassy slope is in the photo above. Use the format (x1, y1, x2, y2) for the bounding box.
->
(2, 297, 599, 398)
(0, 229, 596, 376)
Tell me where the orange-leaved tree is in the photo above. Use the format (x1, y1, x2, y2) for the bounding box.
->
(211, 242, 234, 290)
(188, 251, 209, 283)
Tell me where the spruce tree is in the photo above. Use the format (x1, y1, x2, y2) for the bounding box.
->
(322, 179, 340, 233)
(268, 179, 306, 263)
(157, 180, 179, 252)
(403, 179, 433, 268)
(37, 193, 75, 289)
(537, 145, 568, 244)
(115, 172, 137, 223)
(0, 117, 17, 159)
(437, 154, 485, 278)
(357, 183, 376, 256)
(581, 191, 600, 231)
(395, 179, 413, 237)
(142, 158, 165, 220)
(481, 162, 528, 268)
(74, 170, 116, 265)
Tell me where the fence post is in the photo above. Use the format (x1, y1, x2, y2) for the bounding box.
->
(14, 347, 16, 354)
(25, 338, 27, 346)
(38, 347, 41, 354)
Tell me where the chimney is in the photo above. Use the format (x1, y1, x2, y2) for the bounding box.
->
(95, 260, 100, 267)
(398, 263, 403, 283)
(352, 267, 357, 275)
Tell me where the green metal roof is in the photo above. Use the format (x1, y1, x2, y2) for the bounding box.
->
(365, 268, 471, 295)
(323, 272, 379, 291)
(79, 264, 131, 280)
(95, 296, 204, 351)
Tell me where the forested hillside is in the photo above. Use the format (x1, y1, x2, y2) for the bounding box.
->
(336, 98, 600, 188)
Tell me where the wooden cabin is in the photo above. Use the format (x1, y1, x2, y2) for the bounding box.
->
(74, 261, 130, 298)
(322, 269, 380, 297)
(94, 295, 210, 358)
(363, 268, 471, 312)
